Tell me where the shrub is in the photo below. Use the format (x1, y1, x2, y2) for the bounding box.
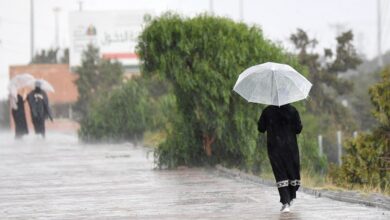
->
(332, 67, 390, 190)
(79, 78, 150, 142)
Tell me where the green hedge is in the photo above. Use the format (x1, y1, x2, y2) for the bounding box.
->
(79, 78, 151, 142)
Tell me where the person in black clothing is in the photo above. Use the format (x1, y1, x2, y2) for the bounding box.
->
(27, 82, 53, 138)
(10, 93, 28, 139)
(258, 104, 302, 212)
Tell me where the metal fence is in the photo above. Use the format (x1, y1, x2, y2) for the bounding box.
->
(317, 130, 359, 166)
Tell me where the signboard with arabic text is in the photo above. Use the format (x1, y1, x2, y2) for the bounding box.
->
(69, 10, 151, 67)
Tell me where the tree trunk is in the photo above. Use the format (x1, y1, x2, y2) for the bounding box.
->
(203, 134, 215, 157)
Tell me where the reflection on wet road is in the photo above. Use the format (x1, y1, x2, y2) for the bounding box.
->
(0, 132, 388, 219)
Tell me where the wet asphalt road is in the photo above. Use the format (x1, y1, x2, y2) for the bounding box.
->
(0, 132, 389, 219)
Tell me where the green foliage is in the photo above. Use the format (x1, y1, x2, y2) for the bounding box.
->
(79, 75, 175, 142)
(290, 29, 360, 120)
(31, 48, 69, 64)
(338, 133, 389, 188)
(333, 67, 390, 190)
(60, 48, 70, 64)
(74, 45, 124, 119)
(369, 67, 390, 127)
(154, 109, 204, 168)
(0, 100, 10, 128)
(138, 13, 323, 171)
(299, 112, 328, 173)
(327, 31, 362, 74)
(79, 77, 150, 142)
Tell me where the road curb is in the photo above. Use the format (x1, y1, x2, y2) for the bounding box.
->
(215, 165, 390, 210)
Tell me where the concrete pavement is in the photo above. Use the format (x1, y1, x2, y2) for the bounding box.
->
(0, 132, 389, 219)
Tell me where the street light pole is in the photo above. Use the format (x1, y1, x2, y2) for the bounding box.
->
(377, 0, 383, 67)
(30, 0, 35, 60)
(209, 0, 214, 14)
(239, 0, 243, 21)
(78, 1, 83, 11)
(53, 7, 61, 48)
(0, 17, 2, 46)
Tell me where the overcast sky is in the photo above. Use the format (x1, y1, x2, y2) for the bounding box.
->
(0, 0, 388, 99)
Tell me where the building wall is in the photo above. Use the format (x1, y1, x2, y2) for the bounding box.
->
(9, 64, 78, 104)
(9, 64, 79, 133)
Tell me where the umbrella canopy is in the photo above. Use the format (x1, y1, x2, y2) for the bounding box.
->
(233, 62, 312, 106)
(28, 79, 55, 93)
(8, 73, 35, 98)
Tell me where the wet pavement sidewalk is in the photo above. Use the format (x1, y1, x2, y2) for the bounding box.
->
(0, 132, 389, 219)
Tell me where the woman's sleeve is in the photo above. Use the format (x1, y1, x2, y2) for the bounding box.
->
(258, 111, 267, 133)
(295, 110, 303, 134)
(43, 92, 53, 120)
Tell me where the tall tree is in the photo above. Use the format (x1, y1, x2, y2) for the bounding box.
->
(290, 29, 319, 74)
(138, 14, 324, 171)
(60, 48, 69, 64)
(79, 77, 152, 142)
(290, 29, 361, 127)
(327, 31, 362, 74)
(30, 48, 69, 64)
(74, 44, 123, 119)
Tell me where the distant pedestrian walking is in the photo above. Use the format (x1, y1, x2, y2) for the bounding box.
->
(10, 93, 28, 139)
(258, 104, 302, 212)
(27, 81, 53, 138)
(8, 73, 35, 138)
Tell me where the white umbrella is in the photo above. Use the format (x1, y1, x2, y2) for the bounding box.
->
(8, 73, 36, 103)
(233, 62, 312, 106)
(28, 79, 55, 93)
(8, 73, 35, 94)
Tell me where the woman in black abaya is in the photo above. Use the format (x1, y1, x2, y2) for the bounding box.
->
(11, 93, 28, 139)
(258, 104, 302, 212)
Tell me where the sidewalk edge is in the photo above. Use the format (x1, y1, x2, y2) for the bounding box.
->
(215, 165, 390, 210)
